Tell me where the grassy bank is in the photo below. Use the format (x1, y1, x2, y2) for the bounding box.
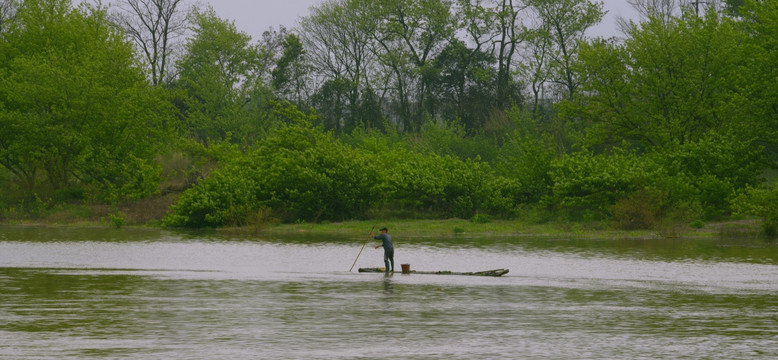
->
(1, 197, 768, 241)
(252, 218, 768, 241)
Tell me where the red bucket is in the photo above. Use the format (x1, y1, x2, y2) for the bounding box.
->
(401, 263, 411, 274)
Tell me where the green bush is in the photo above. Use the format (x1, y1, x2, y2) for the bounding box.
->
(689, 220, 705, 229)
(162, 162, 257, 227)
(411, 120, 499, 163)
(548, 149, 661, 220)
(694, 175, 734, 220)
(731, 183, 778, 237)
(108, 211, 126, 228)
(655, 132, 764, 189)
(495, 133, 556, 203)
(164, 124, 381, 227)
(650, 132, 764, 219)
(376, 149, 510, 218)
(470, 213, 492, 224)
(610, 189, 664, 230)
(249, 125, 379, 222)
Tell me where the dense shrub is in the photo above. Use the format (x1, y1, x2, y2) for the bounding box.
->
(548, 149, 661, 220)
(654, 132, 764, 189)
(651, 132, 764, 219)
(249, 125, 379, 222)
(162, 160, 257, 227)
(163, 123, 766, 228)
(480, 176, 523, 217)
(377, 150, 479, 217)
(610, 189, 665, 230)
(495, 133, 556, 203)
(731, 183, 778, 237)
(164, 125, 381, 226)
(548, 135, 760, 223)
(410, 120, 499, 163)
(371, 147, 519, 219)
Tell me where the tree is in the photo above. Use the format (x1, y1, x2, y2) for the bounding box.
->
(372, 0, 457, 132)
(271, 33, 310, 104)
(254, 26, 292, 87)
(175, 6, 262, 145)
(492, 0, 526, 108)
(732, 0, 778, 166)
(574, 9, 740, 150)
(0, 0, 175, 200)
(625, 0, 683, 24)
(519, 13, 553, 118)
(300, 0, 378, 131)
(113, 0, 189, 85)
(723, 0, 747, 16)
(429, 39, 497, 131)
(311, 77, 354, 132)
(0, 0, 20, 36)
(620, 0, 728, 27)
(526, 0, 604, 100)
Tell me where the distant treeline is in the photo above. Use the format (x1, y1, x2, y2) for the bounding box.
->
(0, 0, 776, 233)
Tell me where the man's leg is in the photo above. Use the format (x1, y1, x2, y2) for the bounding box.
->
(386, 248, 394, 272)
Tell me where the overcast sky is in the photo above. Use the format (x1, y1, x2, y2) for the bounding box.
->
(200, 0, 638, 40)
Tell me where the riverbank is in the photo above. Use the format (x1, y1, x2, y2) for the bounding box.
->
(1, 200, 767, 241)
(243, 218, 769, 241)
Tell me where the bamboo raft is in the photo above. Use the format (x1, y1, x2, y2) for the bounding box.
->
(358, 267, 509, 277)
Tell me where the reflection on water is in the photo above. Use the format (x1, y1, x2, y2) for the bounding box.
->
(1, 225, 777, 359)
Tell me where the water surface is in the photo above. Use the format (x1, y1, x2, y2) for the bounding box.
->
(1, 226, 776, 359)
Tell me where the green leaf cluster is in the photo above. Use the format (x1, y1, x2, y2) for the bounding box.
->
(548, 132, 764, 223)
(731, 183, 778, 235)
(0, 0, 175, 203)
(164, 124, 379, 226)
(164, 124, 523, 227)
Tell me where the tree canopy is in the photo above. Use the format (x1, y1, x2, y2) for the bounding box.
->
(2, 0, 777, 232)
(0, 0, 175, 202)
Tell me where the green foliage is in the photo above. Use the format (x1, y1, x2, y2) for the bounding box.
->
(731, 0, 778, 166)
(410, 120, 499, 162)
(610, 189, 665, 230)
(375, 148, 505, 219)
(689, 220, 705, 229)
(525, 0, 605, 100)
(548, 149, 659, 220)
(426, 39, 498, 131)
(548, 138, 755, 223)
(249, 125, 379, 222)
(175, 6, 268, 146)
(165, 123, 525, 227)
(162, 160, 258, 227)
(310, 78, 357, 132)
(165, 124, 380, 227)
(271, 33, 306, 99)
(731, 183, 778, 235)
(470, 213, 492, 224)
(496, 131, 557, 203)
(573, 10, 740, 151)
(653, 132, 764, 190)
(108, 211, 126, 228)
(301, 0, 379, 132)
(650, 132, 764, 219)
(0, 0, 174, 202)
(5, 0, 777, 230)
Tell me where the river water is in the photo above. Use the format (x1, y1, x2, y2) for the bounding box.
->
(1, 225, 777, 359)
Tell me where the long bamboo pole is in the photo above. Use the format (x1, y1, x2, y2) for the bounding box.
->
(349, 226, 374, 272)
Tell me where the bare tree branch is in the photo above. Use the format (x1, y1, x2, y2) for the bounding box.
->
(112, 0, 190, 85)
(0, 0, 20, 36)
